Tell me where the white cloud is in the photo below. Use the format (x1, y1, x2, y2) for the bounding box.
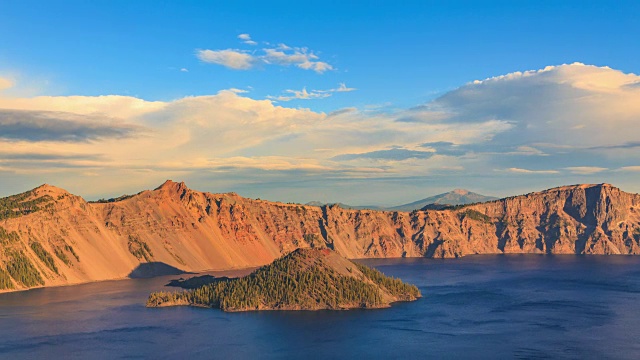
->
(226, 88, 249, 94)
(196, 49, 255, 70)
(267, 88, 331, 101)
(0, 77, 13, 91)
(237, 33, 257, 45)
(268, 83, 356, 101)
(510, 146, 547, 156)
(0, 94, 165, 118)
(429, 63, 640, 149)
(617, 166, 640, 172)
(3, 63, 640, 201)
(505, 168, 559, 174)
(180, 68, 189, 72)
(197, 37, 333, 73)
(262, 48, 333, 73)
(334, 83, 356, 92)
(564, 166, 608, 174)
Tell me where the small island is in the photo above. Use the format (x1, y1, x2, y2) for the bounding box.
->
(147, 248, 421, 311)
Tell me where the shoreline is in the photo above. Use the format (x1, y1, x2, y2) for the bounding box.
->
(0, 265, 258, 296)
(2, 252, 638, 295)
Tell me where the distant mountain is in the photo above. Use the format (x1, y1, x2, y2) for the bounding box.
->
(2, 181, 640, 293)
(305, 201, 383, 211)
(307, 189, 497, 212)
(389, 189, 498, 212)
(147, 248, 421, 311)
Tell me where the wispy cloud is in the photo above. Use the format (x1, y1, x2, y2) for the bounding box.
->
(197, 37, 333, 73)
(2, 63, 640, 200)
(617, 166, 640, 172)
(505, 168, 559, 174)
(262, 48, 332, 73)
(267, 88, 331, 101)
(196, 49, 255, 70)
(588, 141, 640, 150)
(333, 83, 356, 92)
(564, 166, 608, 174)
(237, 33, 257, 45)
(0, 109, 143, 142)
(0, 77, 13, 91)
(332, 148, 435, 161)
(226, 88, 249, 94)
(268, 83, 356, 102)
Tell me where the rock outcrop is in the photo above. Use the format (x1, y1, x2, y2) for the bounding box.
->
(1, 181, 639, 292)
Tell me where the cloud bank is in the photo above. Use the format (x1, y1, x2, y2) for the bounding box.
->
(2, 63, 640, 202)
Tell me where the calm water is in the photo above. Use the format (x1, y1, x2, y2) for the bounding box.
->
(1, 255, 640, 359)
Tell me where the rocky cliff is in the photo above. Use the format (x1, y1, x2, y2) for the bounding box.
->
(1, 181, 639, 292)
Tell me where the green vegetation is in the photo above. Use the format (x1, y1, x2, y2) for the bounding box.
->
(355, 263, 421, 300)
(303, 233, 325, 248)
(128, 235, 153, 262)
(436, 203, 477, 211)
(303, 233, 320, 243)
(55, 247, 71, 265)
(53, 243, 80, 266)
(0, 190, 54, 220)
(0, 226, 20, 245)
(89, 194, 135, 203)
(5, 250, 44, 287)
(148, 249, 420, 311)
(460, 209, 492, 224)
(30, 242, 58, 274)
(0, 268, 14, 290)
(66, 245, 80, 262)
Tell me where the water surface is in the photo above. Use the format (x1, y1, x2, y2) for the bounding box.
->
(1, 255, 639, 359)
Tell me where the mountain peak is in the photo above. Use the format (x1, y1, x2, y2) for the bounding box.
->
(390, 189, 497, 212)
(155, 180, 188, 192)
(452, 189, 470, 195)
(32, 183, 70, 197)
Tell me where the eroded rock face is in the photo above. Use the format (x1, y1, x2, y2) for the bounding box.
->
(1, 181, 639, 291)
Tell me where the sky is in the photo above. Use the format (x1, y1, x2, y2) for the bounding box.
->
(0, 1, 639, 205)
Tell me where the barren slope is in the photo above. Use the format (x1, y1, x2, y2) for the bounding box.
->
(1, 181, 639, 292)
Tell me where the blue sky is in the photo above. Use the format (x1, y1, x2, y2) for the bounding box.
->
(1, 1, 640, 204)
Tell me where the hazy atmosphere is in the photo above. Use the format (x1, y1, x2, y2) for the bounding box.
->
(1, 1, 639, 205)
(4, 3, 640, 359)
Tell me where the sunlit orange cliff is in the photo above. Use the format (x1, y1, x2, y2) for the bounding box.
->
(1, 180, 639, 292)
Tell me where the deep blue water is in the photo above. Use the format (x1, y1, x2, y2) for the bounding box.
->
(1, 255, 640, 359)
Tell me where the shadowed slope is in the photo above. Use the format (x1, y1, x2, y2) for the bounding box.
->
(1, 181, 640, 292)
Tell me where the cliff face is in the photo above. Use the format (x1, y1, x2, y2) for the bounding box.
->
(1, 181, 639, 291)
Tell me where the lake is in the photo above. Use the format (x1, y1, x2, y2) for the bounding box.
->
(1, 255, 639, 359)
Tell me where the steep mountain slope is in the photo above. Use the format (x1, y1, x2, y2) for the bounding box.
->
(147, 248, 421, 311)
(390, 189, 498, 211)
(1, 181, 639, 292)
